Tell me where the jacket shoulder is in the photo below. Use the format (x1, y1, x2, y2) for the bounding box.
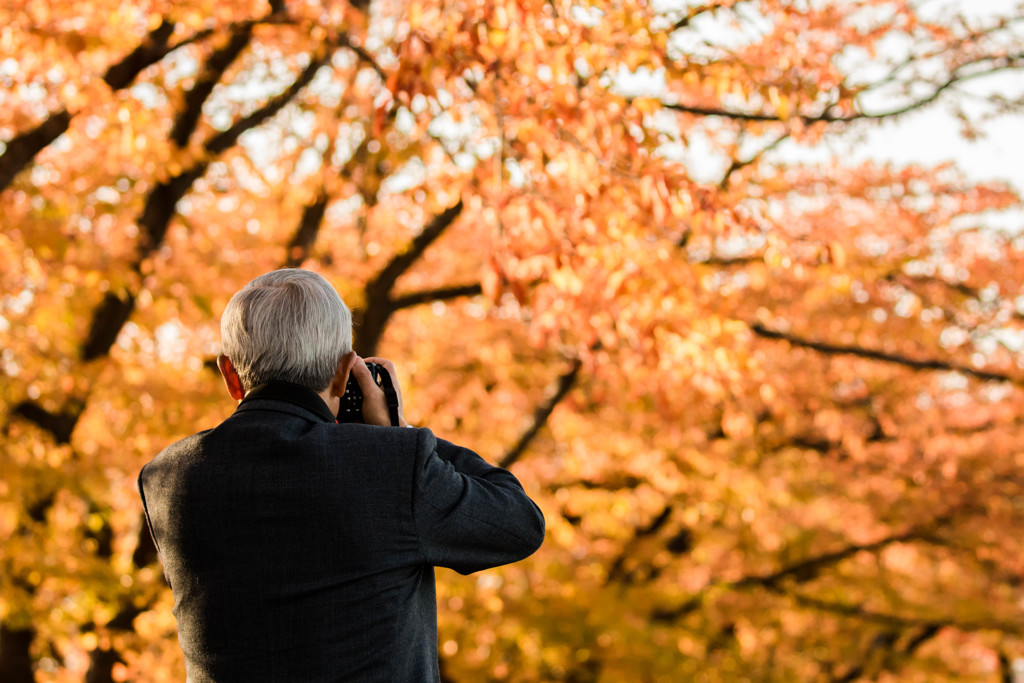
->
(140, 429, 213, 479)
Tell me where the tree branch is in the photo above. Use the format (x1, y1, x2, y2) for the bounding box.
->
(205, 48, 333, 154)
(498, 358, 582, 469)
(79, 40, 335, 364)
(28, 34, 335, 436)
(653, 519, 947, 623)
(369, 200, 466, 297)
(999, 651, 1015, 683)
(0, 17, 188, 194)
(0, 109, 72, 194)
(884, 270, 977, 301)
(10, 399, 86, 445)
(749, 321, 1024, 385)
(719, 131, 790, 189)
(390, 284, 484, 311)
(284, 191, 329, 266)
(107, 1, 295, 91)
(0, 15, 243, 194)
(135, 166, 209, 256)
(671, 1, 739, 32)
(791, 592, 1021, 634)
(829, 621, 947, 682)
(171, 27, 255, 148)
(355, 199, 465, 355)
(736, 529, 931, 591)
(663, 54, 1024, 125)
(605, 504, 675, 585)
(102, 19, 177, 90)
(337, 33, 386, 80)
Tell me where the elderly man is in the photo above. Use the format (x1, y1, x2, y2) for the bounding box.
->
(138, 268, 545, 682)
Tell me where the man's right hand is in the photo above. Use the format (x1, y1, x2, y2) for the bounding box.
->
(350, 356, 408, 427)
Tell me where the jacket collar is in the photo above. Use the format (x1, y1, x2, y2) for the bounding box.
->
(237, 380, 336, 423)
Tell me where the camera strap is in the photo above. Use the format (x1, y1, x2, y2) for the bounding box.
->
(375, 368, 401, 427)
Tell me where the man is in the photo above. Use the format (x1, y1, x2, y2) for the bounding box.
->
(138, 268, 545, 681)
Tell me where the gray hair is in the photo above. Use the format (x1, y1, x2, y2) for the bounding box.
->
(221, 269, 352, 392)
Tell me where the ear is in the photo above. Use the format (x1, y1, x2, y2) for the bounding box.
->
(329, 350, 359, 398)
(217, 354, 246, 402)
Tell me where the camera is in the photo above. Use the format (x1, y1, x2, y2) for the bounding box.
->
(337, 361, 400, 426)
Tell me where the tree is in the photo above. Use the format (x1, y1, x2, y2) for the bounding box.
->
(2, 0, 1024, 680)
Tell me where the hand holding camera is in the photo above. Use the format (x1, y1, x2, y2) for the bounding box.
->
(338, 356, 406, 427)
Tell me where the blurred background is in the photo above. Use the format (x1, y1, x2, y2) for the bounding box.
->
(2, 0, 1024, 680)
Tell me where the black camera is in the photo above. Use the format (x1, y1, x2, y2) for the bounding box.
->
(337, 361, 400, 426)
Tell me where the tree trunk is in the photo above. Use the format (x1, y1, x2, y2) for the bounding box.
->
(0, 622, 35, 683)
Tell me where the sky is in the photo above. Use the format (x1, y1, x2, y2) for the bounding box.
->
(768, 0, 1024, 232)
(643, 0, 1023, 233)
(849, 70, 1024, 231)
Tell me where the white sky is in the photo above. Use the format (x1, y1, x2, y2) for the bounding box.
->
(847, 69, 1024, 231)
(755, 0, 1024, 232)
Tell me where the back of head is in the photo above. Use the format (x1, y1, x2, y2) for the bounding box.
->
(221, 269, 352, 393)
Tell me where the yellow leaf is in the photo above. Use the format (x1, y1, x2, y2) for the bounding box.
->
(489, 29, 507, 48)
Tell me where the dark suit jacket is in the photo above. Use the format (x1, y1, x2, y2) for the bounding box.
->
(138, 381, 545, 682)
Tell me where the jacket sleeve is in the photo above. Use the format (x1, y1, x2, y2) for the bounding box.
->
(411, 428, 545, 574)
(137, 462, 173, 589)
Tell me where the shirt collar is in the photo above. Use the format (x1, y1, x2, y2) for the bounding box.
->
(238, 380, 336, 423)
